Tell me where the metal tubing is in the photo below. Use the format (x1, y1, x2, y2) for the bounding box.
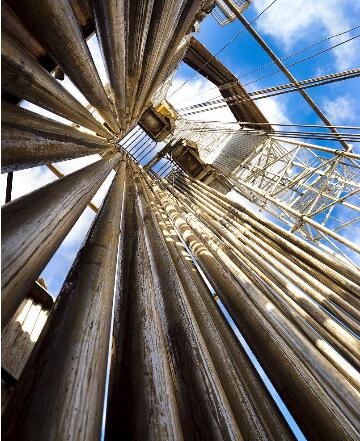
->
(2, 159, 127, 441)
(151, 179, 360, 441)
(139, 171, 295, 440)
(89, 1, 127, 128)
(104, 164, 183, 439)
(1, 29, 112, 139)
(132, 167, 243, 439)
(2, 125, 111, 172)
(2, 101, 110, 148)
(175, 176, 360, 322)
(8, 0, 120, 133)
(170, 180, 360, 378)
(1, 152, 121, 328)
(182, 174, 360, 291)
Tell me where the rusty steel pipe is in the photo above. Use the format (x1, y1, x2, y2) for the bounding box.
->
(1, 152, 121, 328)
(1, 29, 112, 139)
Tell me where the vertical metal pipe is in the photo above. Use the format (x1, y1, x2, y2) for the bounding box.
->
(131, 167, 242, 440)
(8, 0, 120, 134)
(2, 159, 127, 441)
(138, 170, 295, 440)
(1, 152, 121, 328)
(150, 178, 360, 441)
(2, 125, 111, 172)
(169, 179, 360, 380)
(1, 29, 112, 139)
(89, 1, 127, 128)
(2, 101, 111, 148)
(104, 163, 183, 440)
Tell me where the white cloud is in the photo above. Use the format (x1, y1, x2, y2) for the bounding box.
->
(167, 76, 237, 123)
(322, 96, 356, 123)
(253, 0, 359, 70)
(256, 96, 290, 124)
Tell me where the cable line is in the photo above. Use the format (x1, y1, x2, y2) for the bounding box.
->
(168, 0, 278, 98)
(172, 24, 360, 106)
(177, 68, 360, 115)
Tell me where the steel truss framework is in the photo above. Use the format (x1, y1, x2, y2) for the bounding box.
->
(230, 136, 360, 262)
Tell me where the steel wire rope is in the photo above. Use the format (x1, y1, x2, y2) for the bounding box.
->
(172, 24, 360, 106)
(178, 69, 360, 116)
(168, 0, 279, 98)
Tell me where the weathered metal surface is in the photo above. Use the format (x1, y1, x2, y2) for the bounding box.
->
(2, 125, 111, 172)
(132, 168, 243, 440)
(1, 152, 121, 329)
(8, 0, 120, 134)
(139, 171, 295, 440)
(105, 165, 184, 440)
(1, 29, 112, 139)
(2, 159, 127, 441)
(135, 1, 205, 118)
(89, 0, 127, 128)
(170, 176, 360, 386)
(185, 175, 360, 291)
(1, 1, 45, 60)
(184, 37, 269, 128)
(150, 176, 360, 441)
(2, 101, 110, 149)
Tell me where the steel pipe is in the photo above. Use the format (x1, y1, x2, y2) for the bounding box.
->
(2, 158, 127, 441)
(8, 0, 120, 134)
(1, 152, 121, 328)
(1, 29, 112, 139)
(2, 125, 111, 172)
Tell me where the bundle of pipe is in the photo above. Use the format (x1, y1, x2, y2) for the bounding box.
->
(90, 0, 213, 132)
(152, 170, 360, 439)
(1, 151, 123, 327)
(3, 156, 359, 440)
(4, 0, 120, 134)
(1, 27, 113, 140)
(3, 157, 294, 440)
(1, 102, 113, 172)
